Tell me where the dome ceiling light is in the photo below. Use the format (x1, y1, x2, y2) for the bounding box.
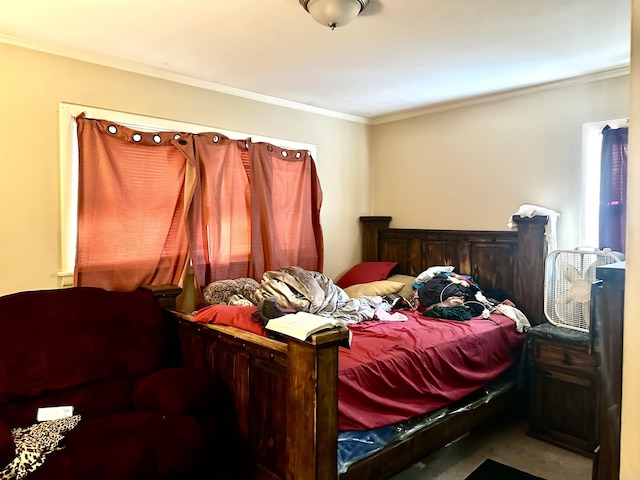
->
(299, 0, 370, 30)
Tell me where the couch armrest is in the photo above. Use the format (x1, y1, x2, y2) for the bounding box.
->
(0, 418, 14, 465)
(132, 367, 217, 415)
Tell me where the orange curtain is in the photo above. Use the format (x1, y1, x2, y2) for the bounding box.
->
(75, 117, 190, 290)
(249, 142, 323, 280)
(75, 117, 324, 292)
(176, 133, 253, 290)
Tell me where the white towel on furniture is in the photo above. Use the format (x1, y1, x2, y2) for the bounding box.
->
(507, 204, 560, 252)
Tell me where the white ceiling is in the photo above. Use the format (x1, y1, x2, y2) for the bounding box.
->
(0, 0, 631, 122)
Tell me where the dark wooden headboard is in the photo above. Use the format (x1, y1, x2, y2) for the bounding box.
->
(359, 215, 548, 325)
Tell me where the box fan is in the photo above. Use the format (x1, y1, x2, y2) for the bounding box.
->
(544, 247, 624, 332)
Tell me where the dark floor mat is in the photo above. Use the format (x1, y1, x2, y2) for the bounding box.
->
(465, 458, 545, 480)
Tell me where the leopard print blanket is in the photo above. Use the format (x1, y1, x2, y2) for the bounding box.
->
(0, 415, 81, 480)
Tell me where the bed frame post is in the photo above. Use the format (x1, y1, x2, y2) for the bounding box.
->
(511, 215, 549, 325)
(139, 284, 183, 309)
(359, 216, 392, 262)
(286, 330, 347, 480)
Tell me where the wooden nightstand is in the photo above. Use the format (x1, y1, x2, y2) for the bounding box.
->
(527, 325, 599, 457)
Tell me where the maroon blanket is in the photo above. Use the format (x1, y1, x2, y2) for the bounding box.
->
(337, 310, 525, 431)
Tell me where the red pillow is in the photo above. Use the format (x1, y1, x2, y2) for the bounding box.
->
(335, 262, 398, 288)
(193, 304, 265, 336)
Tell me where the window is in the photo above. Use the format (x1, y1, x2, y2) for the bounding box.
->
(580, 117, 627, 248)
(58, 103, 317, 287)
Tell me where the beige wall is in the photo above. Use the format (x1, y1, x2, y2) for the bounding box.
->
(0, 43, 371, 296)
(621, 1, 639, 477)
(371, 75, 629, 249)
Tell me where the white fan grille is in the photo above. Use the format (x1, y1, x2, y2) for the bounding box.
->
(544, 248, 623, 332)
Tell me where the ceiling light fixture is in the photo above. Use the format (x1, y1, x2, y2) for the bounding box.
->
(299, 0, 369, 30)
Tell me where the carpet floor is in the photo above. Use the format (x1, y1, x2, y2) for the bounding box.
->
(390, 409, 592, 480)
(465, 458, 544, 480)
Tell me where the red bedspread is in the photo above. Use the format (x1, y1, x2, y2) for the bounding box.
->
(337, 310, 525, 431)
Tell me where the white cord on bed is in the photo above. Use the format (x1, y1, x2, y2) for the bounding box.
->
(437, 280, 491, 318)
(438, 281, 458, 305)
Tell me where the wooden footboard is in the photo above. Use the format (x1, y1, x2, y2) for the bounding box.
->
(150, 215, 548, 480)
(163, 309, 348, 480)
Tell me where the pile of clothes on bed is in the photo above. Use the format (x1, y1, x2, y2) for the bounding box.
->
(413, 266, 530, 332)
(201, 264, 531, 333)
(202, 266, 394, 325)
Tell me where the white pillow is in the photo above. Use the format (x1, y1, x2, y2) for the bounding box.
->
(415, 265, 455, 284)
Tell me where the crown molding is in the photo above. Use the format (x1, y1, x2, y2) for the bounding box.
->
(2, 32, 629, 127)
(371, 65, 631, 125)
(0, 33, 370, 125)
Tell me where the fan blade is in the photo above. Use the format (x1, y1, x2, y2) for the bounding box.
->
(560, 262, 581, 283)
(570, 279, 591, 303)
(585, 254, 610, 281)
(555, 290, 573, 305)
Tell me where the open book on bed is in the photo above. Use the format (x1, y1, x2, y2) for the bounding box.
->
(265, 311, 352, 345)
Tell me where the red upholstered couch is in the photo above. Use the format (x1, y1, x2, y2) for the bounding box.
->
(0, 287, 243, 479)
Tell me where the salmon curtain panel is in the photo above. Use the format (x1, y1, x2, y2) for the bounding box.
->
(75, 116, 323, 292)
(176, 133, 253, 289)
(75, 116, 191, 290)
(249, 142, 324, 279)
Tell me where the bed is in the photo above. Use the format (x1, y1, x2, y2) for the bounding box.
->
(149, 214, 548, 480)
